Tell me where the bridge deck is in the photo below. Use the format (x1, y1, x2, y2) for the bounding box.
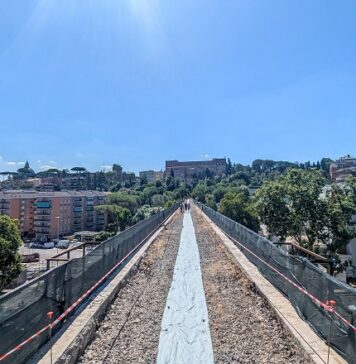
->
(78, 207, 311, 363)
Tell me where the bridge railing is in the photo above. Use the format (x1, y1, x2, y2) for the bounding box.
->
(195, 201, 356, 362)
(0, 204, 178, 364)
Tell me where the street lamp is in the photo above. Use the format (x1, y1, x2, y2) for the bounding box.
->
(56, 216, 62, 254)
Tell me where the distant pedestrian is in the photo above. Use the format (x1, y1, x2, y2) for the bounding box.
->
(180, 203, 184, 213)
(187, 200, 191, 213)
(184, 201, 188, 212)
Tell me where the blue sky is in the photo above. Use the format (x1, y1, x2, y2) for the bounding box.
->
(0, 0, 355, 173)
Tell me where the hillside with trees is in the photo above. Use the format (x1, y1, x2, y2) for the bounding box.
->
(2, 157, 355, 262)
(0, 215, 23, 291)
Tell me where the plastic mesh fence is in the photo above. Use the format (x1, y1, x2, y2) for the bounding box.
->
(196, 202, 356, 363)
(0, 205, 177, 364)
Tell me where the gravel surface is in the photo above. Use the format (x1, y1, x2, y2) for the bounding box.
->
(79, 213, 183, 364)
(191, 207, 312, 364)
(79, 207, 311, 364)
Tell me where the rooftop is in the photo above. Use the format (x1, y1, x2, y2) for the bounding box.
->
(0, 190, 109, 199)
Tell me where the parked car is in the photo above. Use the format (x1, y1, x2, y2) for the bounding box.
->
(29, 241, 55, 249)
(57, 240, 70, 249)
(29, 242, 44, 249)
(43, 242, 55, 249)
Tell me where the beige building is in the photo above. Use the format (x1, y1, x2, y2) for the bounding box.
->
(0, 190, 108, 241)
(139, 170, 164, 183)
(330, 155, 356, 183)
(165, 158, 227, 184)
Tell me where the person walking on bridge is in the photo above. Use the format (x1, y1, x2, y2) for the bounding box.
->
(184, 199, 191, 213)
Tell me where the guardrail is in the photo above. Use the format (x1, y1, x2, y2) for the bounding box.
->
(0, 204, 178, 364)
(195, 201, 356, 363)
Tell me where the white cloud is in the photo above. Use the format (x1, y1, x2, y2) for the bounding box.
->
(40, 165, 54, 170)
(49, 160, 56, 164)
(37, 160, 42, 164)
(0, 155, 2, 160)
(200, 154, 210, 159)
(6, 161, 26, 166)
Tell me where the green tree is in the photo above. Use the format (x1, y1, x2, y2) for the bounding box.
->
(108, 192, 140, 214)
(172, 184, 190, 201)
(152, 194, 165, 207)
(166, 175, 179, 191)
(192, 181, 208, 203)
(140, 175, 148, 186)
(164, 200, 175, 208)
(116, 207, 132, 231)
(226, 158, 233, 175)
(71, 167, 87, 174)
(324, 179, 356, 253)
(284, 169, 327, 247)
(254, 169, 334, 249)
(96, 205, 132, 232)
(212, 185, 227, 203)
(0, 215, 23, 291)
(254, 180, 290, 240)
(205, 194, 217, 210)
(219, 191, 259, 232)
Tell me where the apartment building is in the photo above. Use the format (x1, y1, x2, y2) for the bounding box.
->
(330, 155, 356, 183)
(165, 158, 227, 184)
(139, 170, 164, 183)
(0, 190, 108, 242)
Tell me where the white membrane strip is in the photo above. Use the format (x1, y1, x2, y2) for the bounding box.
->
(157, 213, 214, 364)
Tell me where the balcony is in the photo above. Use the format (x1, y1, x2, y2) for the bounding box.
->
(35, 201, 51, 209)
(35, 227, 50, 234)
(35, 209, 51, 216)
(34, 213, 51, 221)
(34, 221, 50, 227)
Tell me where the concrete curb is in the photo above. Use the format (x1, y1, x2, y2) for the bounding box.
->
(196, 208, 346, 364)
(36, 211, 178, 364)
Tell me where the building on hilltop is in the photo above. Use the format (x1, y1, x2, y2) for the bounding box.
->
(0, 190, 108, 242)
(112, 164, 123, 180)
(17, 161, 36, 178)
(330, 155, 356, 183)
(165, 158, 227, 184)
(113, 164, 135, 183)
(139, 170, 164, 183)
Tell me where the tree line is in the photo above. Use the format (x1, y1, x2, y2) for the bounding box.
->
(1, 156, 355, 289)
